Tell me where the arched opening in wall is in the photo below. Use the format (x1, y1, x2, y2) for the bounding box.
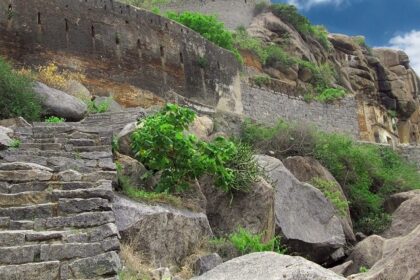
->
(115, 33, 120, 45)
(104, 4, 107, 10)
(91, 25, 95, 37)
(160, 46, 165, 58)
(37, 12, 41, 25)
(179, 52, 184, 64)
(65, 19, 69, 32)
(137, 39, 141, 49)
(217, 61, 220, 70)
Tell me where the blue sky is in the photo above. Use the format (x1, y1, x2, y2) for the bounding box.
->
(272, 0, 420, 73)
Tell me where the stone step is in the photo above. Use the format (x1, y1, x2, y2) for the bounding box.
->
(0, 203, 57, 220)
(0, 261, 60, 280)
(70, 145, 112, 153)
(34, 211, 116, 230)
(20, 143, 63, 151)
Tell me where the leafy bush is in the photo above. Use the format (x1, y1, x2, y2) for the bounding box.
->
(242, 119, 420, 233)
(315, 88, 346, 102)
(252, 75, 271, 87)
(310, 178, 349, 217)
(45, 116, 65, 123)
(212, 228, 286, 255)
(359, 266, 369, 273)
(9, 139, 21, 149)
(269, 4, 332, 50)
(166, 11, 242, 63)
(131, 104, 260, 193)
(0, 57, 42, 121)
(265, 45, 295, 68)
(86, 98, 111, 114)
(234, 28, 268, 63)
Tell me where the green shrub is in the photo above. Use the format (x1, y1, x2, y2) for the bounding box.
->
(45, 116, 65, 123)
(0, 57, 42, 121)
(166, 11, 242, 63)
(242, 119, 420, 234)
(252, 75, 271, 87)
(213, 228, 286, 255)
(9, 138, 21, 149)
(234, 28, 268, 63)
(315, 88, 346, 102)
(310, 178, 349, 217)
(269, 4, 332, 50)
(359, 266, 369, 273)
(265, 45, 295, 68)
(86, 98, 111, 114)
(131, 104, 259, 193)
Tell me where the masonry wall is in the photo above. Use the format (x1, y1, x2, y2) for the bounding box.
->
(0, 0, 240, 109)
(398, 145, 420, 169)
(160, 0, 271, 29)
(242, 83, 360, 138)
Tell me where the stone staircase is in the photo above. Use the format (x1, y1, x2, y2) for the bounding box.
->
(0, 120, 127, 279)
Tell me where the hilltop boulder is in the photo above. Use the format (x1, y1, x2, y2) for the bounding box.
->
(255, 155, 346, 264)
(33, 82, 87, 121)
(283, 156, 355, 243)
(191, 252, 345, 280)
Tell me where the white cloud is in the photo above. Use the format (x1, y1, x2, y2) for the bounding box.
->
(286, 0, 345, 10)
(387, 30, 420, 74)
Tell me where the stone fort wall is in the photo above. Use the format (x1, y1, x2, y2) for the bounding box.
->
(241, 83, 361, 138)
(0, 0, 241, 111)
(159, 0, 271, 29)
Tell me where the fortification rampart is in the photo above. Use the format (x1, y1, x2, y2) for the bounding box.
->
(0, 0, 241, 111)
(160, 0, 271, 29)
(242, 83, 361, 138)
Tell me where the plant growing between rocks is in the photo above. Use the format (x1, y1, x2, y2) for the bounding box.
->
(45, 116, 65, 123)
(242, 118, 420, 234)
(130, 104, 261, 194)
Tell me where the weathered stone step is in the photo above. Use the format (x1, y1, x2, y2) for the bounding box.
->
(0, 261, 60, 279)
(20, 143, 63, 151)
(1, 149, 112, 160)
(0, 230, 64, 246)
(71, 145, 112, 153)
(0, 181, 99, 194)
(0, 203, 57, 220)
(34, 211, 115, 230)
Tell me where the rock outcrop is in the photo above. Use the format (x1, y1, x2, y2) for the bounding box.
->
(347, 225, 420, 280)
(256, 155, 346, 263)
(191, 252, 345, 280)
(0, 126, 13, 150)
(112, 194, 213, 267)
(33, 82, 88, 121)
(283, 156, 355, 243)
(200, 176, 275, 242)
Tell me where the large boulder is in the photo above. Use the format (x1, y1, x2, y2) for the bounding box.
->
(0, 126, 14, 150)
(283, 156, 355, 243)
(189, 115, 214, 141)
(347, 225, 420, 280)
(383, 193, 420, 238)
(33, 82, 87, 121)
(191, 252, 345, 280)
(112, 194, 212, 267)
(64, 80, 91, 100)
(200, 176, 275, 242)
(255, 155, 345, 264)
(384, 189, 420, 213)
(117, 122, 138, 158)
(114, 152, 147, 189)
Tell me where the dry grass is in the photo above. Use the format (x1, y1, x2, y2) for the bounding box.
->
(119, 243, 155, 280)
(36, 62, 86, 90)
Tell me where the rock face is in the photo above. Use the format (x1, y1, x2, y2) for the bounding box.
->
(112, 194, 213, 267)
(33, 82, 87, 121)
(117, 122, 138, 158)
(64, 80, 91, 100)
(191, 252, 346, 280)
(200, 176, 275, 242)
(193, 253, 223, 276)
(383, 192, 420, 238)
(347, 225, 420, 280)
(255, 155, 345, 263)
(189, 115, 214, 141)
(283, 156, 355, 243)
(246, 12, 420, 145)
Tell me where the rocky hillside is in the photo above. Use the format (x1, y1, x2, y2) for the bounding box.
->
(242, 7, 420, 146)
(1, 1, 420, 280)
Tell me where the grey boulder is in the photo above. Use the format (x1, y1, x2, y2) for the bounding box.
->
(0, 126, 14, 150)
(256, 155, 345, 264)
(112, 194, 212, 267)
(33, 82, 87, 121)
(193, 253, 223, 276)
(191, 252, 345, 280)
(117, 122, 137, 157)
